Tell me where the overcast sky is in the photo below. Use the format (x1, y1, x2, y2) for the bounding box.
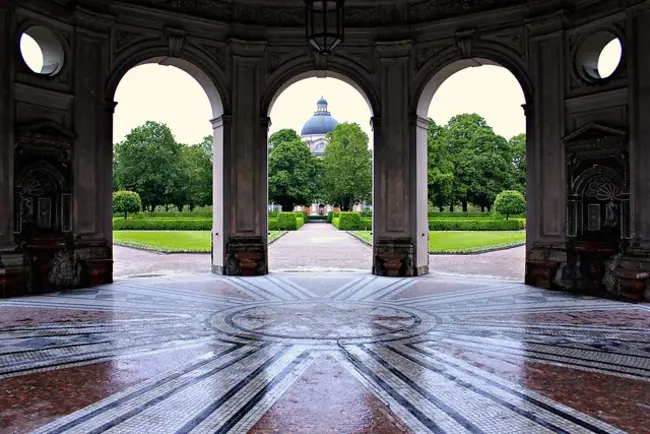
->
(20, 35, 621, 146)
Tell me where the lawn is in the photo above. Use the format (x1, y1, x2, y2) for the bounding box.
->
(352, 231, 525, 254)
(113, 231, 285, 253)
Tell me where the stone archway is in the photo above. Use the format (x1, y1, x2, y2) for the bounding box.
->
(106, 52, 227, 274)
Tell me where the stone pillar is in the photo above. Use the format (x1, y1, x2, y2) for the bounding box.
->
(372, 41, 428, 277)
(0, 3, 25, 296)
(614, 8, 650, 301)
(212, 40, 268, 276)
(71, 12, 113, 286)
(525, 29, 568, 288)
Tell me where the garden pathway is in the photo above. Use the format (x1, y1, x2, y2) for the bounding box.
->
(113, 228, 526, 281)
(268, 222, 373, 271)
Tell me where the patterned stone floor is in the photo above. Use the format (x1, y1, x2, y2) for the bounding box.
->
(1, 272, 649, 433)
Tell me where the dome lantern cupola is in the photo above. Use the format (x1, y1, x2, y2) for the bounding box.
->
(301, 97, 339, 136)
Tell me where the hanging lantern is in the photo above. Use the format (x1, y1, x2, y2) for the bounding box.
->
(304, 0, 344, 55)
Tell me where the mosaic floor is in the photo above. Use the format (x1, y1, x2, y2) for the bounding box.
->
(1, 272, 649, 433)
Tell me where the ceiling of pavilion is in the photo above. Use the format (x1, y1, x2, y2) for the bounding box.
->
(114, 0, 530, 26)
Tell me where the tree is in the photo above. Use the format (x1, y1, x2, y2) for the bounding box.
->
(112, 191, 142, 219)
(268, 139, 320, 211)
(509, 133, 527, 196)
(268, 129, 301, 150)
(494, 190, 526, 220)
(321, 123, 372, 211)
(427, 120, 454, 211)
(183, 136, 213, 210)
(113, 121, 187, 211)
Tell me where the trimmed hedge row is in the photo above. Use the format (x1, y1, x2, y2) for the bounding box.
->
(428, 219, 525, 231)
(113, 219, 211, 231)
(332, 212, 372, 230)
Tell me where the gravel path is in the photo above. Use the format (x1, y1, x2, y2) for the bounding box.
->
(429, 245, 525, 282)
(269, 223, 372, 271)
(113, 227, 525, 281)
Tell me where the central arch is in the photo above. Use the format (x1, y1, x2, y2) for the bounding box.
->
(262, 64, 378, 272)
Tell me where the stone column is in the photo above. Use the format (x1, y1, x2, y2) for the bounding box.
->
(372, 41, 428, 277)
(523, 103, 537, 253)
(212, 40, 268, 276)
(72, 12, 113, 286)
(525, 29, 567, 288)
(0, 3, 25, 296)
(614, 8, 650, 301)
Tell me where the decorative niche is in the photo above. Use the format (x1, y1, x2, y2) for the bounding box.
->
(13, 121, 74, 239)
(564, 123, 629, 243)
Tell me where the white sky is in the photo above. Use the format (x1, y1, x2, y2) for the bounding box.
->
(19, 34, 622, 145)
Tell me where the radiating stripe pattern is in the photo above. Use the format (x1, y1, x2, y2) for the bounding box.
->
(1, 272, 647, 433)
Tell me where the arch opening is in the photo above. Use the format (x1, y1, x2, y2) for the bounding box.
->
(110, 57, 224, 277)
(416, 58, 528, 282)
(265, 71, 374, 272)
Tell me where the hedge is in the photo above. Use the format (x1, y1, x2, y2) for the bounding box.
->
(310, 215, 327, 221)
(326, 211, 334, 223)
(332, 217, 340, 228)
(268, 218, 278, 231)
(337, 212, 362, 230)
(113, 218, 211, 231)
(276, 212, 298, 230)
(428, 219, 525, 231)
(294, 211, 309, 224)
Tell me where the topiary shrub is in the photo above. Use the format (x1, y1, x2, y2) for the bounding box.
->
(268, 211, 279, 218)
(337, 212, 362, 230)
(268, 218, 279, 231)
(332, 217, 340, 228)
(276, 212, 298, 230)
(494, 190, 526, 220)
(296, 216, 305, 229)
(112, 191, 142, 219)
(326, 211, 334, 223)
(359, 217, 372, 230)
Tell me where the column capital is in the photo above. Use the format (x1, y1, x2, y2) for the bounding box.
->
(370, 116, 382, 131)
(375, 40, 413, 58)
(409, 115, 430, 129)
(103, 100, 118, 114)
(260, 116, 271, 130)
(211, 114, 232, 129)
(522, 103, 535, 116)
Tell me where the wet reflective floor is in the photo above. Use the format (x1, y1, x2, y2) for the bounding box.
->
(1, 272, 649, 433)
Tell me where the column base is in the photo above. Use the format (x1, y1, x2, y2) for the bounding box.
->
(611, 248, 650, 302)
(0, 240, 113, 298)
(525, 244, 566, 289)
(214, 236, 268, 276)
(373, 239, 428, 277)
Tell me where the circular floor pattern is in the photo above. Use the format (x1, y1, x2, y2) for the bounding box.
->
(211, 300, 438, 345)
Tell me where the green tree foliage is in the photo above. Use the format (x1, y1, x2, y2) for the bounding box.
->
(183, 136, 213, 210)
(427, 120, 455, 212)
(268, 138, 320, 211)
(442, 114, 513, 212)
(321, 123, 372, 211)
(494, 190, 526, 220)
(509, 133, 527, 196)
(268, 129, 301, 150)
(112, 190, 142, 219)
(113, 121, 187, 211)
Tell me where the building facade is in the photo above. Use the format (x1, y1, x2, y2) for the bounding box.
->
(1, 0, 649, 301)
(301, 97, 338, 158)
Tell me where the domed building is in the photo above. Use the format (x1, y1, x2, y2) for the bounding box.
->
(301, 97, 338, 157)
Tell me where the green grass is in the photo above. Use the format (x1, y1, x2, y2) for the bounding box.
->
(113, 231, 285, 253)
(352, 231, 525, 253)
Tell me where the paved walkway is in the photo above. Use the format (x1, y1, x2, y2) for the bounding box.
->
(113, 226, 526, 281)
(269, 223, 372, 271)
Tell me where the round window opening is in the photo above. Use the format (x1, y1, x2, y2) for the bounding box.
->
(19, 27, 65, 76)
(577, 32, 622, 81)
